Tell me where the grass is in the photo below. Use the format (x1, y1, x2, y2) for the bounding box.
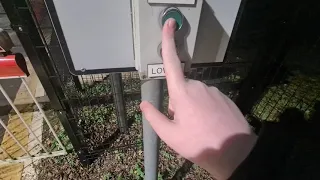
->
(130, 162, 145, 180)
(41, 110, 73, 152)
(49, 130, 73, 152)
(64, 73, 140, 99)
(36, 96, 212, 179)
(252, 73, 320, 121)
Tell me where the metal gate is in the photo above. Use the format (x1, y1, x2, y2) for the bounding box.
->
(0, 0, 67, 169)
(0, 77, 66, 164)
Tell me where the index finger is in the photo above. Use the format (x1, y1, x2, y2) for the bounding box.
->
(162, 18, 185, 95)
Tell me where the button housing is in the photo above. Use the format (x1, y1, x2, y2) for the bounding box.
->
(132, 0, 203, 79)
(161, 7, 184, 31)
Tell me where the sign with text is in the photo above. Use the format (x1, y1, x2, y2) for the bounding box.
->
(147, 63, 185, 78)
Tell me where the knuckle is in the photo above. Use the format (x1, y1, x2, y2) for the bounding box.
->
(209, 86, 219, 92)
(185, 80, 207, 94)
(194, 80, 207, 89)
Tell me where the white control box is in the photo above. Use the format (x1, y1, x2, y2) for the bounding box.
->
(132, 0, 203, 79)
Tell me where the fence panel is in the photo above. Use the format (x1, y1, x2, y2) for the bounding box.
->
(0, 77, 67, 164)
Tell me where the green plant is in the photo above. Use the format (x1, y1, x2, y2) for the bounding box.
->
(115, 150, 125, 161)
(137, 138, 143, 149)
(123, 77, 141, 93)
(53, 156, 63, 164)
(135, 113, 142, 122)
(50, 130, 73, 151)
(161, 150, 174, 160)
(130, 163, 145, 180)
(158, 173, 164, 180)
(77, 105, 115, 125)
(117, 174, 123, 180)
(66, 156, 75, 167)
(65, 79, 112, 99)
(103, 173, 112, 180)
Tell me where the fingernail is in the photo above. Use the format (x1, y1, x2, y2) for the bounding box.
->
(167, 18, 176, 29)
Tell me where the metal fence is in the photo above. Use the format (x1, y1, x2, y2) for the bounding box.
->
(1, 0, 320, 179)
(0, 0, 68, 169)
(0, 77, 66, 164)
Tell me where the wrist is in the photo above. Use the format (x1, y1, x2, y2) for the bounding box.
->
(205, 132, 258, 180)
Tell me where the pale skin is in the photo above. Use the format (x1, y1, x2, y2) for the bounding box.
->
(140, 19, 258, 180)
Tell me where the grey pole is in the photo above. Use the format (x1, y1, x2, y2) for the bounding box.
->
(141, 79, 164, 180)
(110, 73, 128, 132)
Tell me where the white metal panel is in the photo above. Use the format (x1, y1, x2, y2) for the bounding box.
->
(52, 0, 135, 72)
(206, 0, 242, 36)
(193, 0, 242, 63)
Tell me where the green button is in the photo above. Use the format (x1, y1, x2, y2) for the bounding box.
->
(162, 7, 184, 31)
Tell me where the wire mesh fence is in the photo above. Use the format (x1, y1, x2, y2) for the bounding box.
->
(1, 0, 320, 179)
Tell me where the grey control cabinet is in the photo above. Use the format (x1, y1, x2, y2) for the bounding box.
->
(52, 0, 242, 78)
(52, 0, 135, 74)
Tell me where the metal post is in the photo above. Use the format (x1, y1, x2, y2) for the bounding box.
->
(110, 73, 128, 132)
(141, 79, 163, 180)
(72, 75, 83, 91)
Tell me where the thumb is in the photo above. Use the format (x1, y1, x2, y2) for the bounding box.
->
(140, 101, 175, 141)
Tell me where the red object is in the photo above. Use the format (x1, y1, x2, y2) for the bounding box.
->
(0, 54, 29, 79)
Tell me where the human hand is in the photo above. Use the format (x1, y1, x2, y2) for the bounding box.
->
(140, 18, 257, 180)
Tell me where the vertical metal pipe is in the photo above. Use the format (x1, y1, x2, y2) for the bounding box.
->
(72, 75, 82, 91)
(141, 79, 164, 180)
(111, 73, 128, 132)
(0, 84, 49, 153)
(21, 78, 66, 152)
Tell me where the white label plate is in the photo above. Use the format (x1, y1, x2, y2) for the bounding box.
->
(148, 63, 185, 78)
(148, 0, 195, 5)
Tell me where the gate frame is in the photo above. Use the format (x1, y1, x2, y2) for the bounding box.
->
(0, 0, 90, 164)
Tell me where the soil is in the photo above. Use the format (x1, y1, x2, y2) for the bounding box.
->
(33, 72, 252, 179)
(35, 143, 212, 180)
(33, 72, 320, 179)
(35, 97, 212, 180)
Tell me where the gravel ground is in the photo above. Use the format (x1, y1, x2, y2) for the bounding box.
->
(35, 97, 212, 180)
(34, 73, 320, 179)
(35, 143, 212, 180)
